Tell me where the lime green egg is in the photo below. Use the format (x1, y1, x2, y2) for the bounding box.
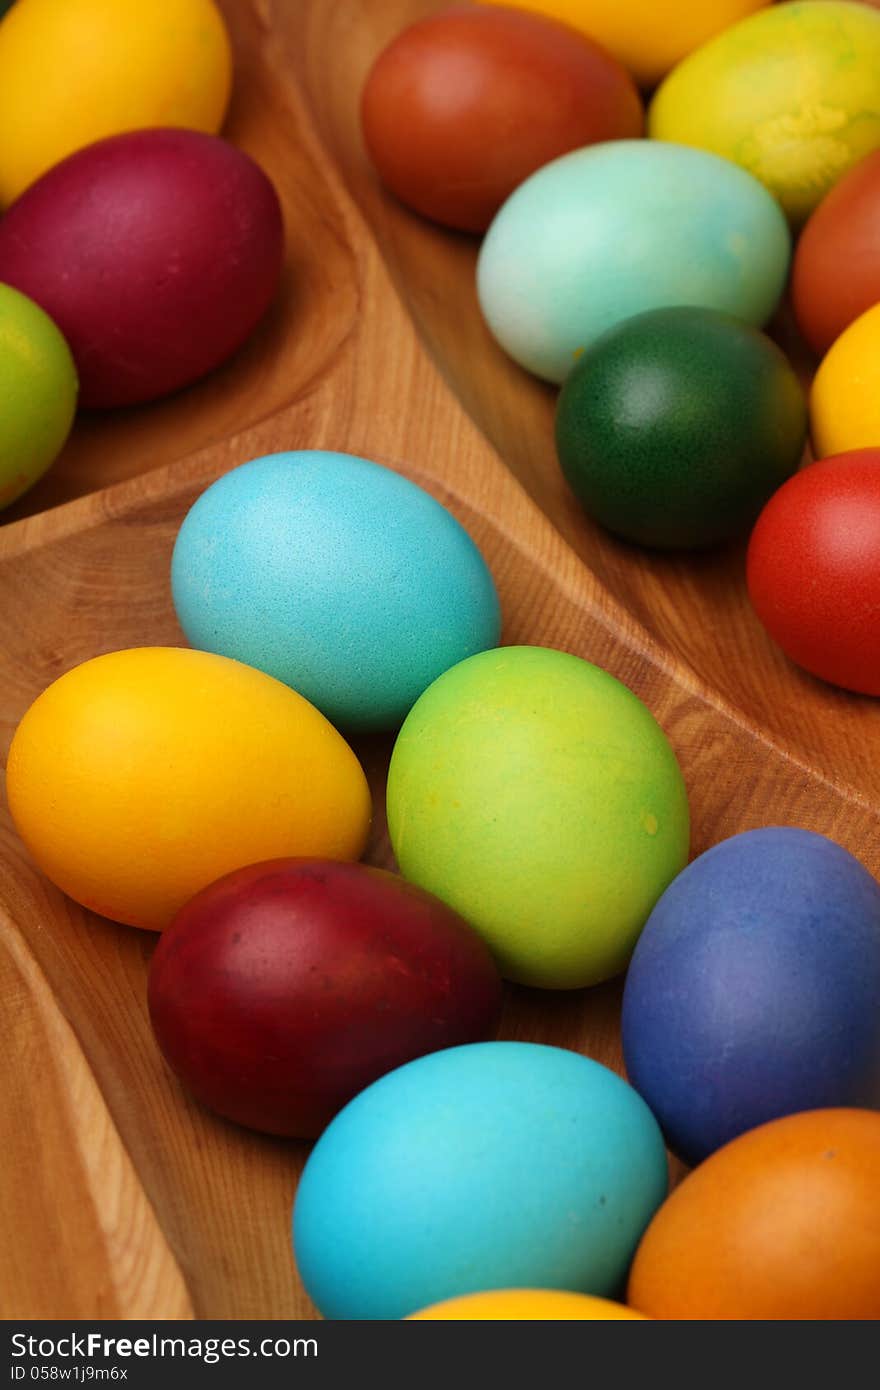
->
(0, 282, 77, 510)
(386, 646, 690, 989)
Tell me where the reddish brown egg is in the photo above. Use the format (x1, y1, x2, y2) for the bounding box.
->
(148, 858, 503, 1138)
(0, 128, 284, 407)
(793, 149, 880, 355)
(629, 1109, 880, 1320)
(361, 5, 643, 233)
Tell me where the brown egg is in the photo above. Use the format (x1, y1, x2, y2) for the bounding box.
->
(628, 1109, 880, 1320)
(793, 150, 880, 355)
(361, 5, 643, 233)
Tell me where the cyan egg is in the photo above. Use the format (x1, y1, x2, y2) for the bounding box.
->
(622, 827, 880, 1165)
(292, 1041, 668, 1319)
(171, 450, 501, 731)
(476, 139, 790, 383)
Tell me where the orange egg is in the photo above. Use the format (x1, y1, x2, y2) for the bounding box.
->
(628, 1109, 880, 1320)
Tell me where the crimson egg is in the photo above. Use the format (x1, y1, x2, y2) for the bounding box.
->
(148, 858, 503, 1138)
(0, 128, 284, 407)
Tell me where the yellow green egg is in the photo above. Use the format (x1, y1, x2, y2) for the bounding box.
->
(386, 646, 690, 989)
(649, 1, 880, 224)
(0, 282, 77, 510)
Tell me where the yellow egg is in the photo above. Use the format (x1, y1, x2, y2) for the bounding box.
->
(810, 302, 880, 456)
(408, 1290, 648, 1319)
(0, 0, 232, 205)
(479, 0, 769, 88)
(650, 1, 880, 223)
(6, 648, 372, 931)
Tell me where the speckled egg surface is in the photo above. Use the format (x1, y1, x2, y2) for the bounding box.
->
(386, 646, 690, 988)
(555, 306, 806, 549)
(650, 1, 880, 224)
(171, 451, 501, 732)
(293, 1042, 669, 1319)
(476, 140, 790, 383)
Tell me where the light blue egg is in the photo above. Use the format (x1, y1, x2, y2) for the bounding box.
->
(292, 1041, 668, 1320)
(477, 140, 791, 384)
(171, 450, 501, 731)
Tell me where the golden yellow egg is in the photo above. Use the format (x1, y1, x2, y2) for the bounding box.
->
(408, 1289, 648, 1319)
(6, 648, 372, 931)
(478, 0, 769, 87)
(810, 301, 880, 457)
(0, 0, 232, 205)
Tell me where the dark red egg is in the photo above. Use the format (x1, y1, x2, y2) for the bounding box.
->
(0, 128, 284, 407)
(361, 5, 643, 233)
(793, 150, 880, 355)
(747, 449, 880, 695)
(147, 858, 503, 1138)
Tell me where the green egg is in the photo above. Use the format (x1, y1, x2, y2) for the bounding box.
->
(555, 306, 806, 550)
(0, 282, 77, 510)
(386, 646, 690, 989)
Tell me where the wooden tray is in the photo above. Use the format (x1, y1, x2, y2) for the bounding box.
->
(1, 0, 878, 1320)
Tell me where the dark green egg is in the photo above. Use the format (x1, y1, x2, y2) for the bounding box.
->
(554, 306, 807, 550)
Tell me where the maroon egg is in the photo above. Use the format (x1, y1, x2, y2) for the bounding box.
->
(147, 858, 503, 1138)
(0, 129, 284, 407)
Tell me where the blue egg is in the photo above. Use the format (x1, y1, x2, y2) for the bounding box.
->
(171, 450, 501, 731)
(477, 140, 791, 384)
(292, 1041, 667, 1320)
(622, 827, 880, 1165)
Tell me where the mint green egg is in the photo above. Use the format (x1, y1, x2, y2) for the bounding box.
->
(386, 646, 690, 989)
(476, 140, 791, 384)
(0, 282, 77, 510)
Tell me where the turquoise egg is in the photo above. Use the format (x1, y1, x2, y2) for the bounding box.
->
(171, 450, 501, 731)
(292, 1041, 668, 1319)
(476, 140, 791, 383)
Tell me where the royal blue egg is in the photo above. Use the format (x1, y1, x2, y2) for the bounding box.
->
(292, 1041, 667, 1319)
(622, 827, 880, 1165)
(171, 450, 501, 731)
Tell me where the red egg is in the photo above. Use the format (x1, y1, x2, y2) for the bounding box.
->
(361, 5, 643, 233)
(0, 129, 283, 408)
(793, 150, 880, 355)
(147, 859, 503, 1138)
(747, 449, 880, 695)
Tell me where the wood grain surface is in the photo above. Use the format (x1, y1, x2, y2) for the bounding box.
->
(1, 0, 878, 1319)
